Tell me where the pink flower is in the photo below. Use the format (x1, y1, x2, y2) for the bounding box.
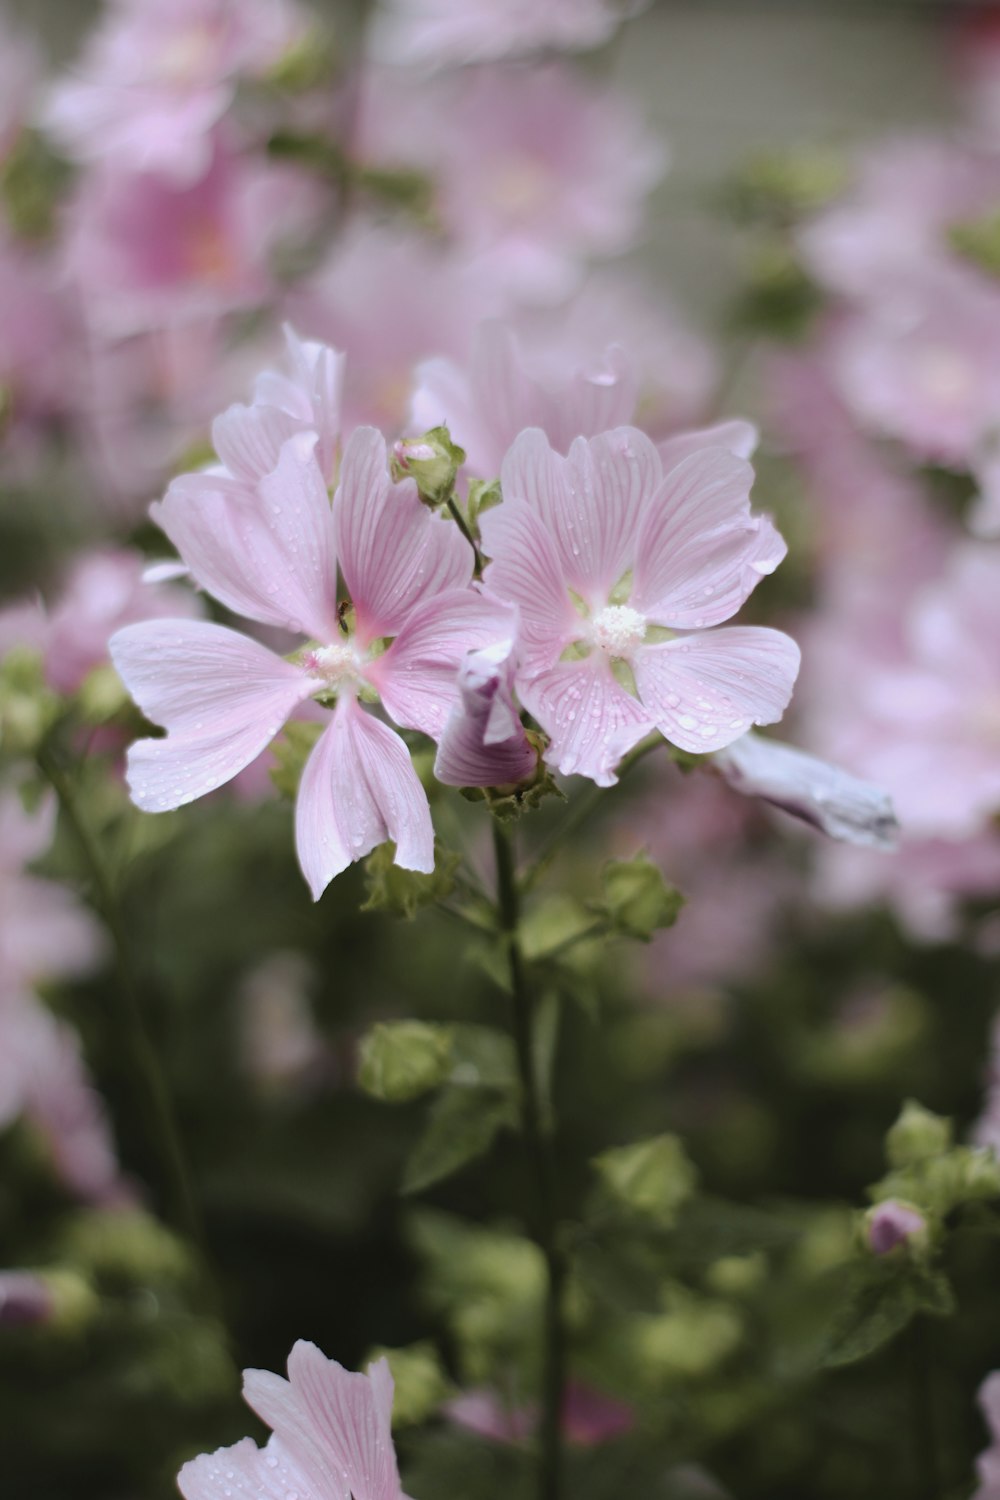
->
(445, 1379, 633, 1448)
(65, 137, 316, 338)
(178, 1342, 405, 1500)
(111, 425, 510, 897)
(358, 64, 665, 300)
(44, 0, 311, 184)
(974, 1371, 1000, 1500)
(0, 793, 103, 991)
(480, 427, 799, 784)
(214, 324, 344, 487)
(371, 0, 635, 68)
(0, 1272, 53, 1328)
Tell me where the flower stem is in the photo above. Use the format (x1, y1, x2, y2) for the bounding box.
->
(492, 818, 565, 1500)
(36, 745, 202, 1247)
(446, 495, 483, 572)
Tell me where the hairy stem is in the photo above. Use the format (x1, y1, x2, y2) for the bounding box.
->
(492, 819, 565, 1500)
(446, 495, 483, 572)
(36, 745, 202, 1246)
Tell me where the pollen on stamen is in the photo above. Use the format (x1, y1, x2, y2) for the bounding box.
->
(305, 642, 360, 685)
(589, 603, 647, 656)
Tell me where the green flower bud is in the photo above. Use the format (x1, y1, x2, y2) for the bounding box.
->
(598, 852, 684, 943)
(390, 426, 465, 506)
(886, 1100, 952, 1168)
(592, 1134, 698, 1226)
(357, 1021, 453, 1103)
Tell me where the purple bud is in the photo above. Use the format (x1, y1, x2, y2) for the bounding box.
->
(0, 1272, 53, 1327)
(866, 1200, 927, 1256)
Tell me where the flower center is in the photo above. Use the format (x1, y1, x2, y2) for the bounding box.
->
(305, 642, 361, 686)
(588, 604, 647, 657)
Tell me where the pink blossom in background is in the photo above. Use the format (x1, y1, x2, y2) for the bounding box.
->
(446, 1380, 633, 1447)
(0, 13, 41, 157)
(0, 1272, 53, 1328)
(64, 137, 317, 338)
(0, 232, 74, 438)
(112, 425, 510, 897)
(371, 0, 636, 68)
(178, 1342, 405, 1500)
(480, 426, 798, 783)
(358, 63, 665, 300)
(292, 222, 508, 434)
(974, 1372, 1000, 1500)
(0, 793, 103, 990)
(973, 1008, 1000, 1155)
(43, 0, 311, 185)
(410, 320, 638, 480)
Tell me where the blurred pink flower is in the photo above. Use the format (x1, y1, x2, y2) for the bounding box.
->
(112, 426, 509, 897)
(446, 1379, 633, 1447)
(866, 1200, 926, 1256)
(65, 137, 316, 338)
(974, 1371, 1000, 1500)
(359, 63, 665, 300)
(0, 1271, 53, 1327)
(44, 0, 311, 184)
(371, 0, 635, 68)
(480, 426, 798, 783)
(178, 1342, 405, 1500)
(0, 792, 103, 991)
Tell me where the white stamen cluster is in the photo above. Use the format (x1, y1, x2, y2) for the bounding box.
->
(588, 603, 647, 656)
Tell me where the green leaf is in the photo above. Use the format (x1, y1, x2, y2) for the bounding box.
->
(592, 1134, 698, 1227)
(447, 1024, 519, 1092)
(598, 853, 684, 942)
(401, 1086, 517, 1195)
(269, 721, 324, 799)
(357, 1022, 453, 1104)
(361, 841, 460, 918)
(820, 1265, 955, 1369)
(363, 1341, 451, 1427)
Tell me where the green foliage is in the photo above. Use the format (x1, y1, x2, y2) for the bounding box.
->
(0, 128, 71, 240)
(269, 720, 325, 799)
(400, 1025, 520, 1194)
(362, 841, 461, 918)
(592, 1135, 699, 1228)
(357, 1021, 454, 1103)
(0, 647, 60, 753)
(820, 1261, 955, 1368)
(885, 1099, 953, 1168)
(950, 209, 1000, 279)
(597, 852, 684, 942)
(364, 1341, 452, 1426)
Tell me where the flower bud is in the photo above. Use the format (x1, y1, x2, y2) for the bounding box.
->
(865, 1200, 928, 1257)
(592, 1133, 698, 1226)
(390, 426, 465, 505)
(358, 1021, 453, 1102)
(886, 1100, 952, 1168)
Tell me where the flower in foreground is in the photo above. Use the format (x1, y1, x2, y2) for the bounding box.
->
(111, 425, 509, 897)
(178, 1341, 405, 1500)
(481, 426, 799, 784)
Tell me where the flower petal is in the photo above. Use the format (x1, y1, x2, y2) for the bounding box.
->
(631, 447, 786, 629)
(294, 700, 434, 899)
(178, 1436, 316, 1500)
(521, 656, 654, 786)
(479, 498, 578, 669)
(634, 627, 800, 754)
(658, 419, 759, 470)
(111, 620, 315, 811)
(212, 403, 306, 487)
(334, 427, 472, 643)
(152, 432, 339, 640)
(499, 426, 660, 603)
(370, 588, 517, 740)
(244, 1343, 401, 1500)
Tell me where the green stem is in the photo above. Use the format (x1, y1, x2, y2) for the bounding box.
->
(492, 819, 565, 1500)
(36, 746, 202, 1246)
(908, 1316, 943, 1500)
(446, 495, 482, 572)
(522, 735, 666, 894)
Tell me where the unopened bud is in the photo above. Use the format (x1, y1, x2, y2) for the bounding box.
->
(390, 427, 465, 505)
(865, 1200, 928, 1256)
(887, 1100, 952, 1168)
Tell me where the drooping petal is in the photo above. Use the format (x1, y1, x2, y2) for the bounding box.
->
(212, 403, 307, 487)
(658, 419, 759, 471)
(521, 656, 654, 786)
(370, 588, 517, 740)
(152, 432, 339, 641)
(178, 1435, 317, 1500)
(713, 731, 899, 849)
(294, 700, 434, 900)
(435, 639, 538, 787)
(631, 448, 786, 629)
(633, 627, 800, 754)
(244, 1343, 401, 1500)
(479, 498, 578, 669)
(334, 427, 472, 643)
(111, 620, 316, 811)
